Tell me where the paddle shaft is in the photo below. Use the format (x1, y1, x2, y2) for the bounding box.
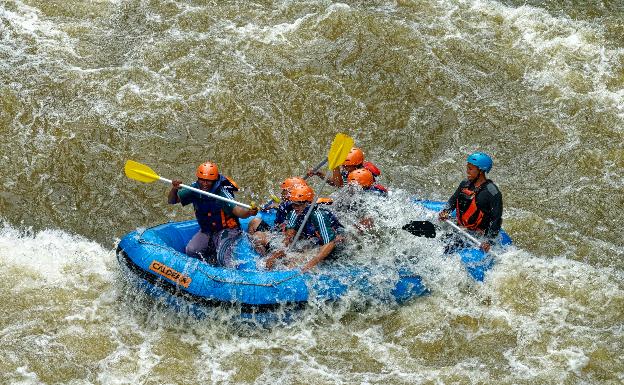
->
(265, 158, 328, 206)
(444, 220, 480, 245)
(302, 159, 328, 180)
(289, 173, 330, 250)
(444, 219, 499, 258)
(161, 176, 251, 209)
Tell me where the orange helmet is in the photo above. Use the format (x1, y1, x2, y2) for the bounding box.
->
(289, 184, 314, 202)
(343, 147, 364, 166)
(347, 168, 374, 188)
(196, 162, 219, 180)
(280, 177, 307, 190)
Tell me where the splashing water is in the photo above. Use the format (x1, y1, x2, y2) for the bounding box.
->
(1, 0, 623, 383)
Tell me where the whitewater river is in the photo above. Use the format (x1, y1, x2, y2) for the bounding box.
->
(1, 1, 623, 384)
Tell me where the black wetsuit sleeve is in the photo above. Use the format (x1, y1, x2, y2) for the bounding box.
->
(484, 188, 503, 241)
(444, 183, 463, 212)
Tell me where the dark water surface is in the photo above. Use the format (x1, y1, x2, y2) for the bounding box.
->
(1, 1, 623, 384)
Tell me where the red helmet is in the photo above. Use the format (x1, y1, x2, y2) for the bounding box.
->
(343, 147, 364, 166)
(289, 184, 314, 202)
(196, 162, 219, 180)
(280, 177, 307, 190)
(347, 168, 374, 188)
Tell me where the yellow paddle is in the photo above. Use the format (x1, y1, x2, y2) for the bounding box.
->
(124, 160, 253, 209)
(290, 133, 354, 248)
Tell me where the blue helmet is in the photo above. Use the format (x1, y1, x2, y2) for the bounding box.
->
(466, 152, 493, 172)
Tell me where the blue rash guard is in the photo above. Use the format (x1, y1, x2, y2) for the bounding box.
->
(274, 201, 292, 228)
(256, 200, 293, 232)
(285, 207, 342, 245)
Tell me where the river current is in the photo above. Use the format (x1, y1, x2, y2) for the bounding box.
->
(1, 1, 623, 384)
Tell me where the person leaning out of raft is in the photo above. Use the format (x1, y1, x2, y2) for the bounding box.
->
(307, 147, 382, 187)
(438, 152, 502, 253)
(265, 184, 343, 272)
(247, 176, 307, 255)
(168, 161, 258, 266)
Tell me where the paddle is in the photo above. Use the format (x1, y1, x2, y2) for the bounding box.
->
(289, 133, 354, 249)
(402, 220, 436, 238)
(402, 218, 499, 256)
(303, 158, 328, 180)
(262, 158, 328, 209)
(124, 160, 253, 209)
(442, 220, 483, 247)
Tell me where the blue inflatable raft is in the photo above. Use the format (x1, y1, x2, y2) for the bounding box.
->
(116, 200, 511, 318)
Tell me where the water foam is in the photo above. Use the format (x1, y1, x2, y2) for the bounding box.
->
(469, 0, 624, 118)
(0, 221, 115, 288)
(0, 0, 79, 59)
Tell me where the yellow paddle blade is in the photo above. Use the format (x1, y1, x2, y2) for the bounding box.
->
(327, 133, 354, 170)
(124, 160, 160, 183)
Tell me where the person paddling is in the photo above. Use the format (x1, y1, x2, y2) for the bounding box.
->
(438, 152, 502, 253)
(308, 147, 382, 188)
(168, 162, 258, 266)
(265, 184, 343, 272)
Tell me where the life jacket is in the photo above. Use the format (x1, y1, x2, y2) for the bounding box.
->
(370, 184, 388, 196)
(363, 161, 381, 176)
(455, 181, 489, 231)
(341, 162, 382, 184)
(191, 175, 240, 233)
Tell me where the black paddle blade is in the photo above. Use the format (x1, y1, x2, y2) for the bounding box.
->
(402, 221, 436, 238)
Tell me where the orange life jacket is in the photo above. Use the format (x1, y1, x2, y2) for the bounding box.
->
(456, 184, 487, 230)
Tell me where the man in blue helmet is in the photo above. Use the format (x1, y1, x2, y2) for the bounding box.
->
(438, 152, 503, 253)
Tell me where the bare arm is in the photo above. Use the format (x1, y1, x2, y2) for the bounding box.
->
(301, 240, 336, 272)
(327, 168, 343, 187)
(355, 217, 374, 233)
(168, 180, 181, 204)
(264, 229, 294, 270)
(307, 167, 342, 187)
(232, 205, 258, 219)
(282, 229, 296, 246)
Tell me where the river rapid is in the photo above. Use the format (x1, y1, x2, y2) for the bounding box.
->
(1, 1, 623, 384)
